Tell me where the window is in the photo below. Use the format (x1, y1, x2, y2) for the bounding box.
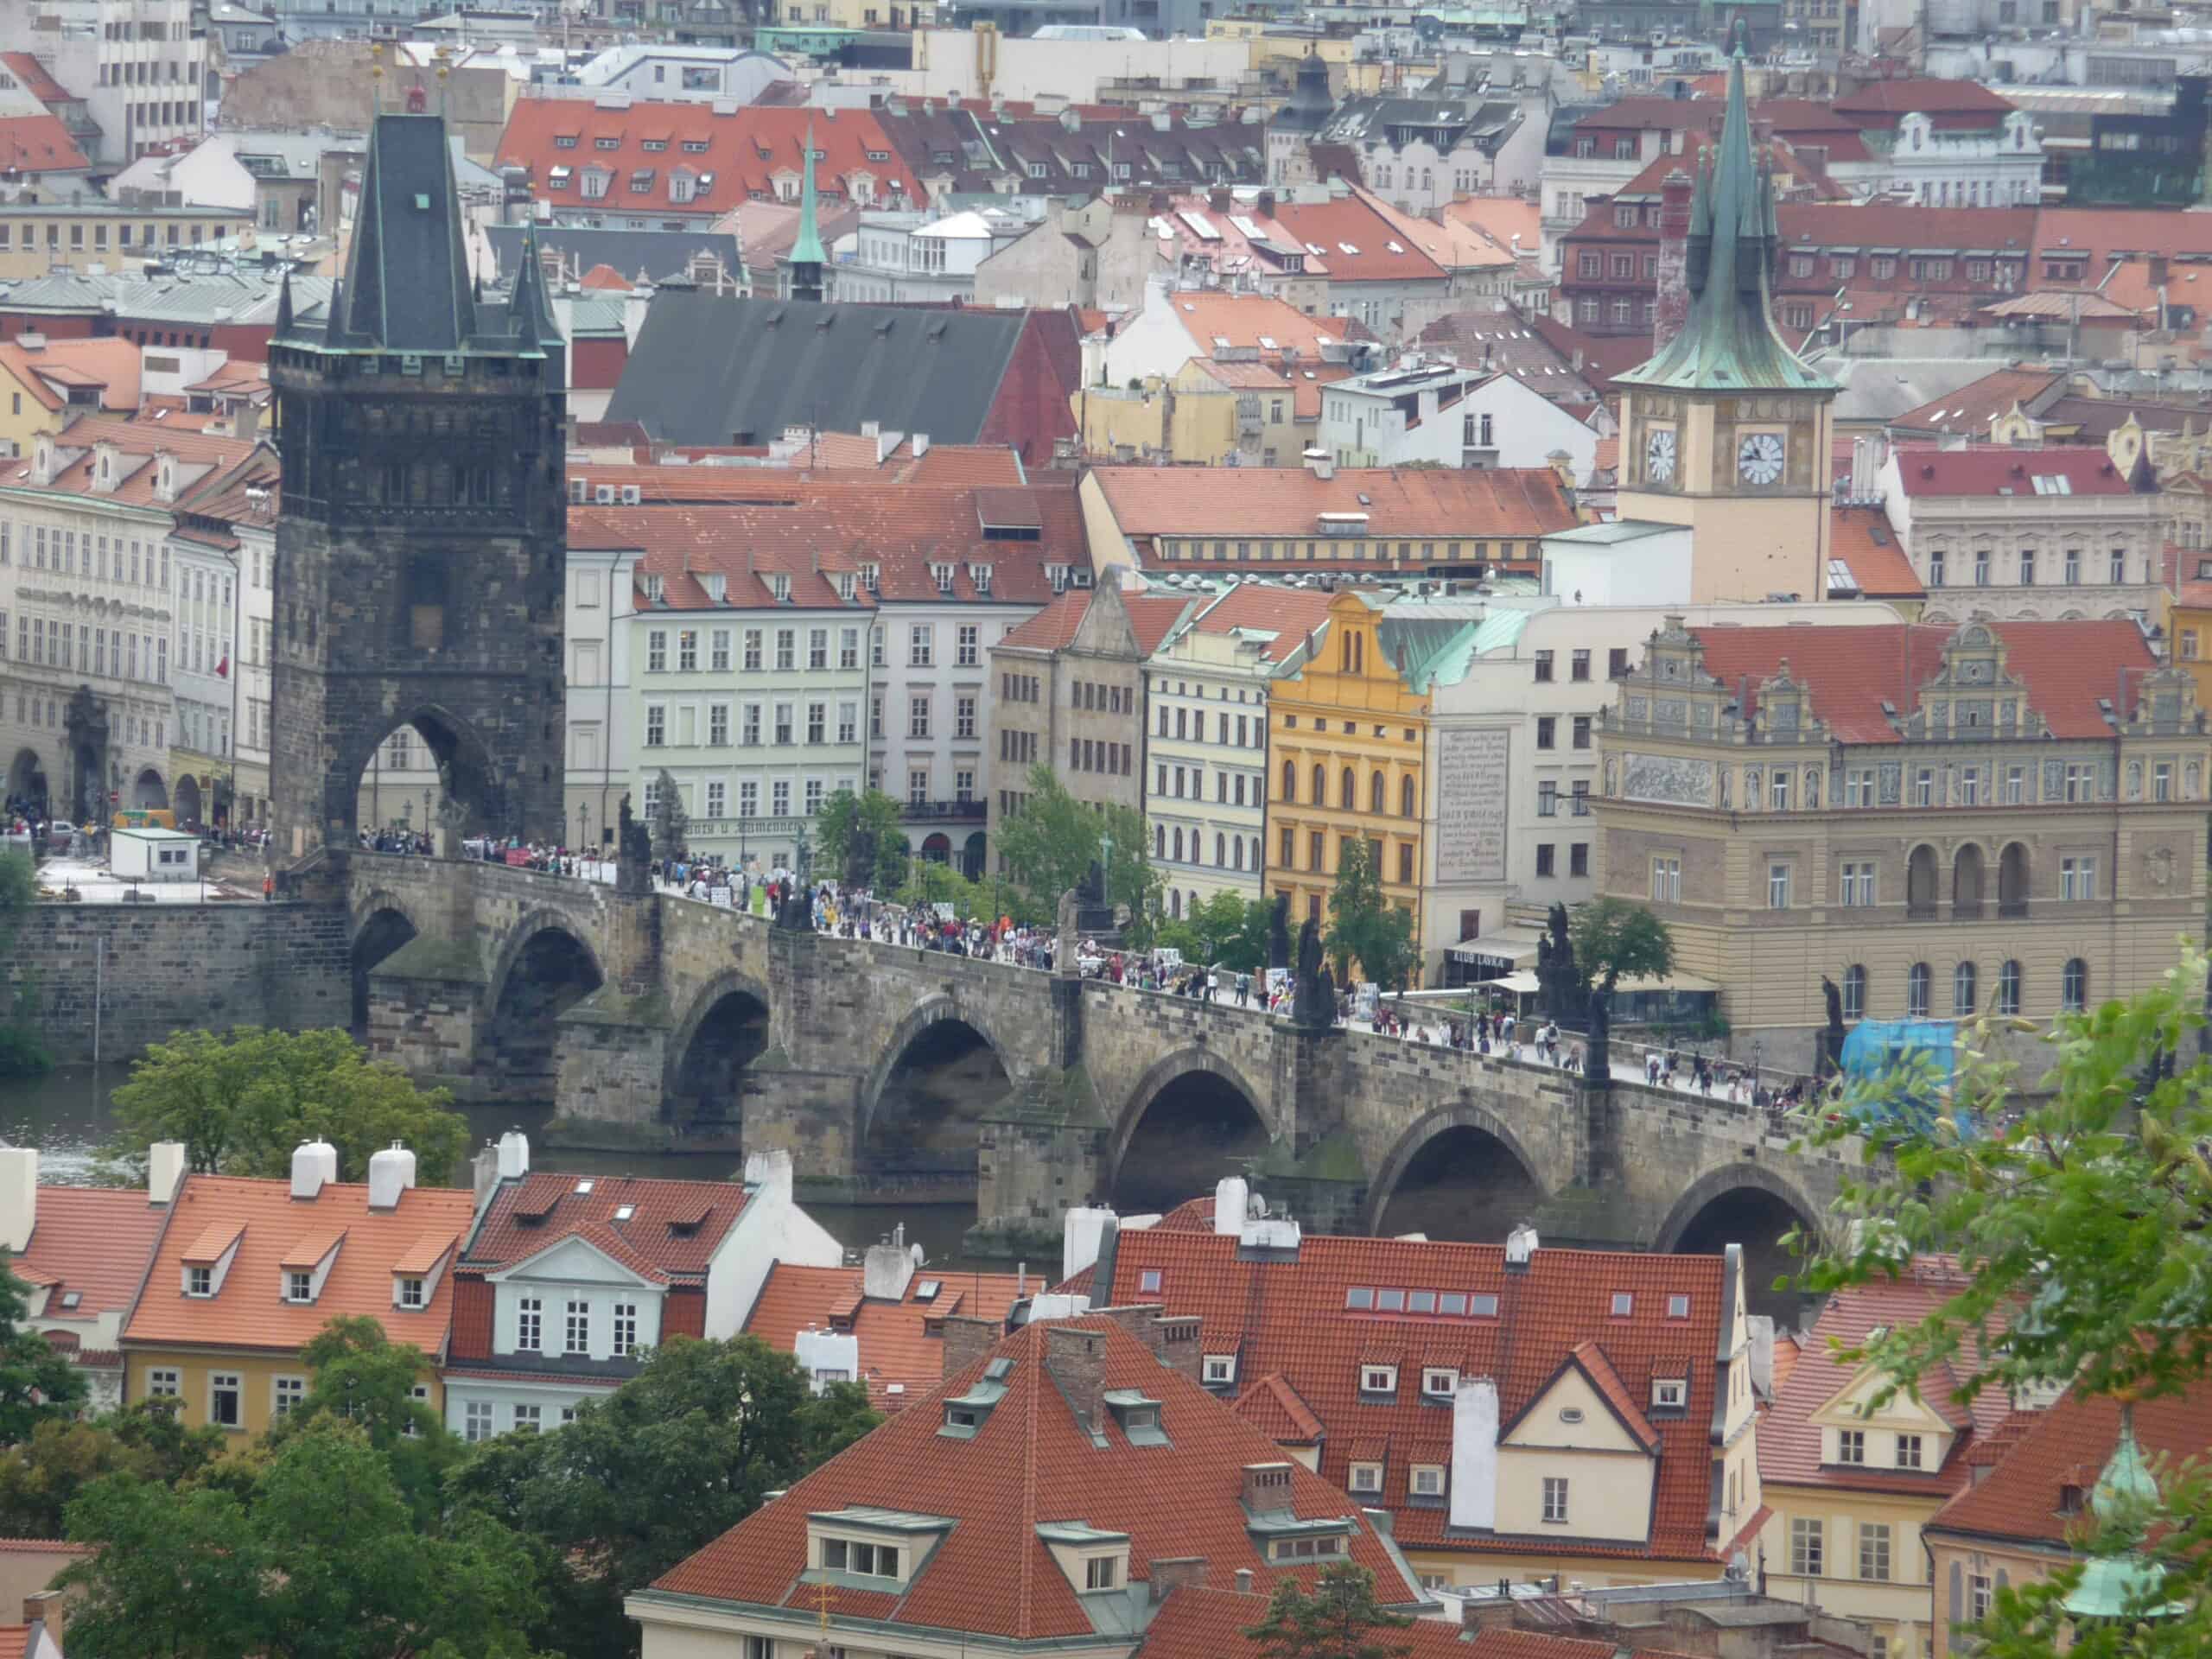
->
(957, 624, 979, 666)
(1571, 648, 1591, 683)
(566, 1300, 590, 1354)
(1573, 715, 1592, 751)
(1649, 856, 1681, 903)
(647, 630, 667, 672)
(1609, 646, 1631, 679)
(1362, 1366, 1396, 1394)
(743, 629, 762, 671)
(1790, 1516, 1824, 1577)
(1895, 1433, 1923, 1470)
(1769, 863, 1792, 909)
(210, 1372, 243, 1429)
(187, 1266, 212, 1297)
(465, 1401, 495, 1443)
(274, 1376, 306, 1418)
(286, 1270, 313, 1303)
(1350, 1463, 1382, 1492)
(1907, 963, 1931, 1019)
(908, 625, 933, 667)
(1411, 1466, 1445, 1496)
(823, 1539, 901, 1579)
(1842, 965, 1866, 1020)
(1541, 1477, 1569, 1524)
(1534, 650, 1554, 683)
(2063, 957, 2088, 1011)
(1840, 861, 1875, 906)
(1204, 1354, 1237, 1385)
(148, 1368, 181, 1398)
(1838, 1428, 1866, 1465)
(645, 705, 665, 748)
(1859, 1522, 1891, 1582)
(2061, 856, 2097, 901)
(1422, 1368, 1458, 1396)
(517, 1297, 543, 1352)
(1652, 1378, 1685, 1409)
(1085, 1556, 1120, 1591)
(1971, 1573, 1993, 1621)
(1536, 843, 1555, 877)
(1536, 716, 1556, 750)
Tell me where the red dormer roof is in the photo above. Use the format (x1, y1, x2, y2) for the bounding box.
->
(465, 1172, 751, 1281)
(743, 1261, 1029, 1411)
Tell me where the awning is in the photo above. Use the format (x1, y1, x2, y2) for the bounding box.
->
(1613, 969, 1720, 995)
(1446, 929, 1543, 966)
(1474, 971, 1541, 994)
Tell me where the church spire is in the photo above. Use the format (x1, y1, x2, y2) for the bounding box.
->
(274, 266, 295, 339)
(1615, 28, 1831, 396)
(789, 122, 826, 303)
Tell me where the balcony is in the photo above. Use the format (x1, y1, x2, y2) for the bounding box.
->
(1906, 899, 1939, 920)
(902, 798, 985, 823)
(1999, 899, 2030, 919)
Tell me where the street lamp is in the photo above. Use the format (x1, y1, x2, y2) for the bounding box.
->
(1751, 1039, 1763, 1105)
(1100, 833, 1114, 909)
(575, 802, 585, 853)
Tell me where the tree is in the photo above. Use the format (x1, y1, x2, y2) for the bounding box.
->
(649, 768, 688, 861)
(0, 849, 46, 1077)
(108, 1027, 468, 1183)
(0, 1399, 223, 1538)
(1243, 1563, 1414, 1659)
(994, 765, 1159, 929)
(1796, 945, 2212, 1659)
(1323, 841, 1419, 992)
(1567, 897, 1673, 995)
(60, 1420, 549, 1659)
(448, 1336, 881, 1659)
(269, 1316, 455, 1526)
(814, 788, 909, 892)
(0, 1252, 83, 1442)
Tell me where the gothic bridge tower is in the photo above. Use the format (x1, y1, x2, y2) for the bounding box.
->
(268, 111, 567, 863)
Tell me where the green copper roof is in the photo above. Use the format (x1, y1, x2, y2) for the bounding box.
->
(1615, 36, 1834, 397)
(2060, 1407, 2184, 1624)
(790, 119, 827, 271)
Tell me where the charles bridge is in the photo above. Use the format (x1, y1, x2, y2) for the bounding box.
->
(305, 849, 1859, 1255)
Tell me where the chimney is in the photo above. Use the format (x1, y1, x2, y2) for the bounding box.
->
(0, 1148, 34, 1252)
(1241, 1461, 1294, 1516)
(366, 1143, 417, 1210)
(1209, 186, 1232, 213)
(1653, 168, 1693, 356)
(1155, 1313, 1203, 1382)
(1063, 1205, 1116, 1281)
(496, 1130, 531, 1179)
(1460, 1588, 1520, 1633)
(16, 332, 43, 352)
(862, 1222, 919, 1300)
(1213, 1175, 1249, 1235)
(1256, 188, 1276, 218)
(289, 1140, 338, 1200)
(148, 1141, 186, 1205)
(1448, 1377, 1499, 1530)
(1303, 448, 1334, 480)
(232, 397, 263, 445)
(940, 1313, 1001, 1379)
(1044, 1323, 1109, 1432)
(472, 1141, 501, 1208)
(1235, 1567, 1255, 1593)
(22, 1592, 60, 1644)
(1147, 1558, 1208, 1604)
(1504, 1222, 1537, 1271)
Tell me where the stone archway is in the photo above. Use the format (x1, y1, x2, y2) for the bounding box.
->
(1108, 1046, 1272, 1211)
(481, 915, 607, 1105)
(1361, 1102, 1552, 1237)
(664, 970, 773, 1130)
(174, 774, 203, 827)
(350, 902, 422, 1036)
(335, 704, 504, 854)
(1650, 1160, 1827, 1325)
(6, 750, 45, 815)
(131, 767, 168, 810)
(858, 995, 1022, 1157)
(1649, 1160, 1825, 1253)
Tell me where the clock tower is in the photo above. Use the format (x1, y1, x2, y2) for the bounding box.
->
(1613, 35, 1838, 604)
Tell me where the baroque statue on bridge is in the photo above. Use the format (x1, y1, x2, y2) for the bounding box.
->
(1292, 918, 1335, 1029)
(614, 794, 652, 896)
(1268, 892, 1292, 972)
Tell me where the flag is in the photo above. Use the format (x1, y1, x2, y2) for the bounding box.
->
(215, 655, 229, 677)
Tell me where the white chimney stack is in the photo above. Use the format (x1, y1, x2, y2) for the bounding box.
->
(1448, 1376, 1499, 1531)
(742, 1147, 793, 1199)
(862, 1223, 918, 1300)
(1213, 1176, 1249, 1236)
(367, 1143, 418, 1211)
(1504, 1223, 1538, 1270)
(1062, 1205, 1115, 1281)
(0, 1148, 35, 1252)
(147, 1141, 187, 1205)
(290, 1141, 339, 1200)
(496, 1131, 531, 1179)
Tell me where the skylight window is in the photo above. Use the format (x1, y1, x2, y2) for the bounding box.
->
(1611, 1292, 1634, 1316)
(1344, 1287, 1375, 1309)
(1140, 1268, 1163, 1294)
(1438, 1292, 1466, 1316)
(1470, 1293, 1498, 1317)
(1376, 1288, 1406, 1312)
(575, 1179, 594, 1194)
(613, 1204, 635, 1221)
(1408, 1290, 1436, 1314)
(916, 1279, 942, 1301)
(1668, 1294, 1691, 1319)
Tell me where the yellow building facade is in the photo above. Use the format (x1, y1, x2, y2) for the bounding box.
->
(124, 1347, 445, 1438)
(1263, 590, 1429, 961)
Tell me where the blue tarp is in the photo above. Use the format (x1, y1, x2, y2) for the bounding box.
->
(1840, 1019, 1960, 1136)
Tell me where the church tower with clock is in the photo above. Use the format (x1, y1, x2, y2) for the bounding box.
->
(1613, 35, 1838, 603)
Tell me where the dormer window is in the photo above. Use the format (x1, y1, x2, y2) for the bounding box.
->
(769, 573, 791, 602)
(1348, 1462, 1382, 1492)
(1204, 1354, 1237, 1386)
(931, 563, 954, 593)
(822, 1538, 899, 1578)
(1359, 1365, 1396, 1396)
(861, 563, 880, 591)
(187, 1266, 213, 1297)
(1652, 1377, 1687, 1410)
(397, 1276, 425, 1309)
(286, 1270, 314, 1303)
(1409, 1465, 1445, 1497)
(1084, 1555, 1120, 1589)
(1422, 1367, 1458, 1397)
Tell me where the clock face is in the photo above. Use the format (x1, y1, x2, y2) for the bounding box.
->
(1643, 428, 1677, 485)
(1738, 431, 1786, 486)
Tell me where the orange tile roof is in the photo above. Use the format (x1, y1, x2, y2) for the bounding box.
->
(0, 113, 88, 175)
(1087, 1230, 1733, 1564)
(3, 414, 258, 512)
(1689, 620, 2156, 744)
(1928, 1381, 2212, 1548)
(1828, 505, 1923, 599)
(1163, 291, 1343, 358)
(743, 1261, 1030, 1410)
(1137, 1586, 1614, 1659)
(1758, 1258, 2020, 1497)
(1888, 365, 2065, 434)
(1554, 1340, 1658, 1452)
(1272, 195, 1449, 286)
(0, 336, 141, 412)
(180, 1220, 244, 1265)
(1892, 444, 2139, 497)
(392, 1230, 461, 1276)
(124, 1173, 476, 1357)
(0, 1625, 25, 1659)
(1183, 582, 1338, 662)
(1090, 466, 1575, 543)
(0, 53, 70, 106)
(14, 1186, 168, 1321)
(1230, 1372, 1325, 1443)
(1833, 78, 2015, 122)
(996, 588, 1195, 657)
(649, 1316, 1426, 1638)
(465, 1172, 750, 1281)
(277, 1226, 346, 1270)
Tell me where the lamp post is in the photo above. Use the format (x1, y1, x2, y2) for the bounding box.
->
(423, 787, 432, 855)
(575, 802, 585, 853)
(1100, 833, 1114, 909)
(1751, 1039, 1763, 1105)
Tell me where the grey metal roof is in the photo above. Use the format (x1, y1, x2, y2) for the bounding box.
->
(483, 223, 743, 288)
(606, 288, 1027, 447)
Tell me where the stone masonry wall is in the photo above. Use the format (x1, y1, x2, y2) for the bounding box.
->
(16, 899, 350, 1064)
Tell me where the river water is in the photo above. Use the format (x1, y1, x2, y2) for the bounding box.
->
(0, 1065, 997, 1273)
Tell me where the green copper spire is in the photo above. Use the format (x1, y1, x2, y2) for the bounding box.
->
(1616, 33, 1834, 396)
(2061, 1406, 2184, 1624)
(789, 121, 826, 300)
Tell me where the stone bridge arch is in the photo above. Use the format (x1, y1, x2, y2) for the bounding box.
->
(485, 906, 609, 1017)
(1649, 1159, 1826, 1254)
(1361, 1100, 1556, 1236)
(663, 969, 775, 1129)
(857, 994, 1027, 1152)
(1107, 1044, 1274, 1202)
(349, 885, 430, 1034)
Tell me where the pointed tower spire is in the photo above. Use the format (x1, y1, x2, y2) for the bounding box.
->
(789, 121, 826, 303)
(274, 267, 295, 339)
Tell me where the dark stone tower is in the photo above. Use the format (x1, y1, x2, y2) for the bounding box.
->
(268, 112, 567, 865)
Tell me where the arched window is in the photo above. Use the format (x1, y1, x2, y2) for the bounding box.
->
(1169, 889, 1182, 919)
(1401, 774, 1416, 817)
(2062, 957, 2088, 1011)
(1907, 845, 1939, 916)
(1370, 771, 1386, 814)
(1312, 763, 1326, 804)
(1954, 961, 1978, 1017)
(1215, 832, 1226, 867)
(1172, 827, 1184, 862)
(1249, 836, 1262, 872)
(1232, 837, 1243, 872)
(1953, 845, 1985, 916)
(1998, 959, 2022, 1016)
(1340, 767, 1356, 810)
(1841, 964, 1866, 1020)
(1281, 759, 1296, 803)
(1155, 823, 1166, 858)
(1998, 842, 2029, 914)
(1906, 962, 1931, 1018)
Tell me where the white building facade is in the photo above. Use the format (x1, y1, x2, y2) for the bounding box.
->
(830, 209, 1024, 306)
(1319, 364, 1601, 485)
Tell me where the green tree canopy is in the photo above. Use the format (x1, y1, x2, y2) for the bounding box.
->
(269, 1316, 455, 1526)
(994, 764, 1160, 932)
(108, 1027, 468, 1183)
(0, 849, 46, 1077)
(1323, 841, 1419, 992)
(1567, 898, 1673, 995)
(1156, 893, 1270, 973)
(0, 1398, 221, 1537)
(814, 788, 910, 892)
(60, 1419, 548, 1659)
(448, 1336, 880, 1659)
(0, 1252, 83, 1444)
(1798, 945, 2212, 1659)
(1243, 1562, 1414, 1659)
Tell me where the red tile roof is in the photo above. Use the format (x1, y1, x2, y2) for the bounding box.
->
(1888, 365, 2066, 434)
(1928, 1381, 2212, 1548)
(2032, 207, 2212, 281)
(744, 1261, 1030, 1411)
(1231, 1373, 1327, 1444)
(14, 1186, 168, 1321)
(995, 588, 1195, 656)
(1160, 291, 1344, 358)
(1832, 78, 2016, 124)
(648, 1316, 1426, 1639)
(0, 1625, 25, 1659)
(0, 53, 70, 107)
(1135, 1586, 1615, 1659)
(494, 99, 907, 220)
(1891, 445, 2139, 497)
(1182, 582, 1338, 663)
(3, 414, 259, 512)
(464, 1172, 751, 1282)
(1088, 1230, 1735, 1564)
(1758, 1259, 2023, 1498)
(1688, 620, 2156, 744)
(124, 1174, 474, 1357)
(1828, 505, 1923, 599)
(1271, 195, 1449, 287)
(1089, 466, 1575, 544)
(0, 113, 88, 175)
